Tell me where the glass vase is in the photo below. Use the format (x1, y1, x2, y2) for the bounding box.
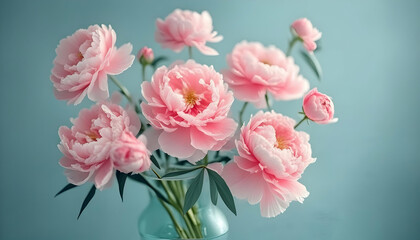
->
(138, 175, 229, 240)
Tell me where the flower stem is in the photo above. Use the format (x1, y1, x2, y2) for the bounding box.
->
(159, 199, 188, 239)
(141, 64, 146, 82)
(265, 94, 272, 111)
(286, 36, 300, 56)
(239, 102, 248, 125)
(294, 116, 308, 129)
(188, 46, 193, 59)
(109, 75, 140, 113)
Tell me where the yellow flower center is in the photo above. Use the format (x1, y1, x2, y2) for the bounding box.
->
(86, 132, 99, 141)
(78, 52, 84, 61)
(276, 137, 288, 150)
(260, 60, 271, 66)
(183, 89, 198, 108)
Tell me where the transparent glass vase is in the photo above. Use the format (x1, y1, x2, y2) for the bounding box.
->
(138, 174, 229, 240)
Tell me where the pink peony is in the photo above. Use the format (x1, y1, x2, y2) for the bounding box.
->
(222, 111, 315, 217)
(110, 131, 151, 173)
(303, 88, 338, 124)
(155, 9, 223, 56)
(291, 18, 322, 52)
(140, 60, 237, 163)
(137, 46, 154, 64)
(51, 24, 135, 105)
(58, 101, 150, 190)
(223, 41, 309, 108)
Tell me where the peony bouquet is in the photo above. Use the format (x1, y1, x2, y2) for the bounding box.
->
(52, 9, 337, 239)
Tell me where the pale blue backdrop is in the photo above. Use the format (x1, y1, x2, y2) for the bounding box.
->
(1, 0, 419, 239)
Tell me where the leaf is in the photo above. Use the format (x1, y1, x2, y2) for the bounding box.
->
(78, 185, 96, 219)
(209, 176, 218, 205)
(55, 183, 78, 197)
(300, 50, 323, 81)
(150, 155, 161, 169)
(128, 174, 169, 203)
(162, 167, 200, 178)
(183, 169, 205, 214)
(175, 160, 194, 166)
(207, 169, 237, 215)
(151, 56, 168, 69)
(116, 171, 128, 202)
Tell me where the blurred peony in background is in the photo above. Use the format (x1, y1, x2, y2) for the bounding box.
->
(0, 0, 419, 239)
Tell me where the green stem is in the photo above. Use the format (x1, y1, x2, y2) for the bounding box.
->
(109, 75, 140, 113)
(203, 155, 208, 165)
(168, 182, 197, 238)
(294, 116, 308, 129)
(159, 199, 188, 239)
(265, 94, 272, 111)
(177, 181, 202, 238)
(141, 64, 146, 82)
(239, 102, 248, 125)
(286, 36, 300, 56)
(188, 46, 193, 59)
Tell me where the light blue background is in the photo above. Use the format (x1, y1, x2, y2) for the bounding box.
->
(1, 0, 419, 239)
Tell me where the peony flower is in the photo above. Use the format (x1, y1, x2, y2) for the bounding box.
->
(51, 24, 135, 105)
(222, 111, 315, 217)
(291, 18, 322, 52)
(141, 60, 237, 163)
(110, 131, 151, 173)
(155, 9, 223, 55)
(223, 41, 309, 108)
(303, 88, 338, 124)
(58, 101, 150, 190)
(137, 46, 154, 64)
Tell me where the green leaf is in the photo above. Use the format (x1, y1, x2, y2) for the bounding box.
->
(207, 169, 237, 215)
(116, 171, 128, 202)
(175, 160, 194, 166)
(128, 174, 169, 203)
(55, 183, 78, 197)
(300, 50, 323, 81)
(209, 176, 218, 205)
(162, 167, 200, 178)
(151, 56, 168, 69)
(183, 169, 205, 214)
(150, 155, 161, 169)
(78, 185, 96, 219)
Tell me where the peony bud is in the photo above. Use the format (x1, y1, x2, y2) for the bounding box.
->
(303, 88, 338, 124)
(137, 46, 154, 65)
(291, 18, 322, 52)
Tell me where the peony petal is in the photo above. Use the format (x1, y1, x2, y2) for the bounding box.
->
(94, 160, 114, 190)
(222, 162, 265, 205)
(190, 127, 218, 151)
(105, 43, 135, 75)
(158, 128, 196, 159)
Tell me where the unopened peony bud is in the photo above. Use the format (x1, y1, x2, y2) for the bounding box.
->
(303, 88, 338, 124)
(138, 47, 154, 65)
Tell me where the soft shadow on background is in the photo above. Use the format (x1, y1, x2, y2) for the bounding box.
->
(1, 0, 419, 239)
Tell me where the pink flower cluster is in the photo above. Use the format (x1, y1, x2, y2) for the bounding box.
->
(155, 9, 223, 55)
(223, 41, 309, 108)
(51, 25, 135, 105)
(51, 10, 337, 221)
(222, 111, 315, 217)
(141, 60, 237, 162)
(58, 101, 150, 190)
